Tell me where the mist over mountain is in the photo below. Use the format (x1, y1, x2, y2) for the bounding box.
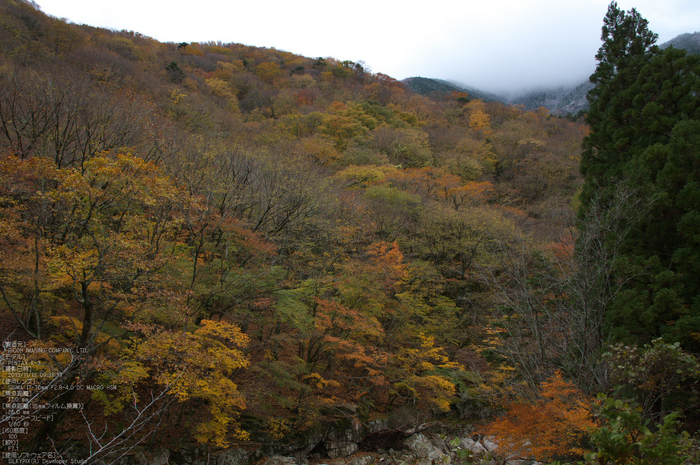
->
(506, 81, 593, 116)
(402, 77, 591, 117)
(404, 31, 700, 117)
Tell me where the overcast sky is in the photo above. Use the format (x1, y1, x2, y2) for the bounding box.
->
(34, 0, 700, 95)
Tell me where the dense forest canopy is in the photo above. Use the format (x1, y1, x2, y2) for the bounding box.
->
(0, 0, 699, 463)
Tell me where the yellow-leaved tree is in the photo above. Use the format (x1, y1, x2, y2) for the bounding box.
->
(97, 319, 250, 447)
(387, 334, 459, 412)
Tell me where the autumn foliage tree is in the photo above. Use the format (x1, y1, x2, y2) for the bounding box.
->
(482, 371, 596, 461)
(0, 152, 260, 453)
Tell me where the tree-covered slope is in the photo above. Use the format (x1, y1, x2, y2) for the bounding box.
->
(2, 1, 699, 463)
(402, 76, 506, 103)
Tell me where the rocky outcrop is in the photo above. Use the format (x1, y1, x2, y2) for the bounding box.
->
(263, 457, 298, 465)
(403, 433, 448, 464)
(117, 422, 517, 465)
(121, 423, 508, 465)
(308, 417, 364, 459)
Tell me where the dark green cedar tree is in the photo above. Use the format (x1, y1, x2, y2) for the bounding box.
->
(580, 1, 700, 350)
(581, 1, 658, 197)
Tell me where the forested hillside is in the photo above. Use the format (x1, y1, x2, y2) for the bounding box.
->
(661, 31, 700, 55)
(401, 77, 504, 104)
(1, 1, 699, 464)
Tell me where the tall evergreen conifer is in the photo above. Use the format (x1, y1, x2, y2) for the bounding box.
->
(581, 1, 658, 201)
(580, 2, 700, 350)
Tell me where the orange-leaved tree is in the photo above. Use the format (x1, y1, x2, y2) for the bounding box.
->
(481, 371, 596, 461)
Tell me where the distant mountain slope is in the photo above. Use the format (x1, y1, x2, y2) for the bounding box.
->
(402, 77, 505, 103)
(509, 81, 593, 116)
(661, 32, 700, 55)
(403, 76, 589, 116)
